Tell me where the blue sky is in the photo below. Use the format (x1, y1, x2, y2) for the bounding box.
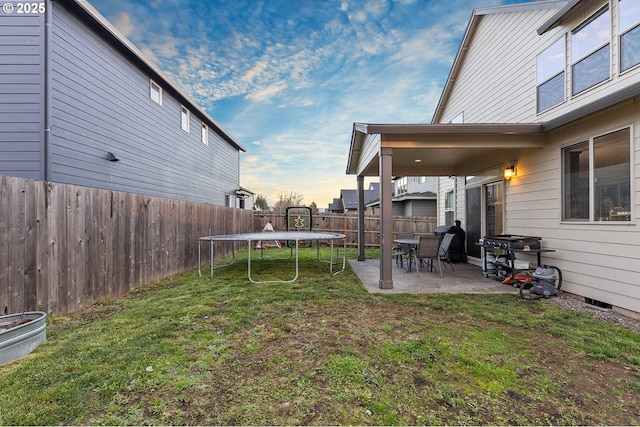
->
(87, 0, 528, 208)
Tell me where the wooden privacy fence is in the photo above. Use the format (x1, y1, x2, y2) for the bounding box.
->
(254, 212, 437, 248)
(0, 176, 253, 316)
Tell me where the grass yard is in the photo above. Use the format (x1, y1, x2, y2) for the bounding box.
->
(1, 248, 639, 425)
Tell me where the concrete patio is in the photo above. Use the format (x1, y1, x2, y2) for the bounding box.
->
(349, 258, 519, 295)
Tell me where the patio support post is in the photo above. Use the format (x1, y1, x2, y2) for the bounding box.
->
(379, 147, 393, 289)
(357, 175, 365, 261)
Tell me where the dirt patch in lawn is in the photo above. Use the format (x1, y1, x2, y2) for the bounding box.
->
(126, 297, 640, 426)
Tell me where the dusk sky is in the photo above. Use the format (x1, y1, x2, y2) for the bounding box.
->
(87, 0, 528, 208)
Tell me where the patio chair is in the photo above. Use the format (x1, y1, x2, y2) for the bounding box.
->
(438, 233, 456, 272)
(412, 235, 442, 277)
(392, 232, 413, 268)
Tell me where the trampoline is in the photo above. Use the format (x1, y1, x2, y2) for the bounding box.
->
(198, 231, 346, 283)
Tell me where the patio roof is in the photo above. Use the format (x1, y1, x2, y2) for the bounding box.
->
(345, 122, 548, 290)
(346, 123, 546, 178)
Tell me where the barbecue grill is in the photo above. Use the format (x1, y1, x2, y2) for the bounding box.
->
(479, 235, 542, 280)
(479, 234, 541, 251)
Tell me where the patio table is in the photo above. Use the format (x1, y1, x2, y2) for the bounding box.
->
(394, 238, 419, 272)
(198, 231, 346, 283)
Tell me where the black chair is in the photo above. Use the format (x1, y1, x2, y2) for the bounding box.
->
(438, 233, 456, 272)
(392, 232, 413, 268)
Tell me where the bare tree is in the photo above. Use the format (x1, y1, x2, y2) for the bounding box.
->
(274, 191, 304, 212)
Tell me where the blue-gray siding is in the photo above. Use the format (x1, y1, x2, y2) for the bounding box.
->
(0, 10, 45, 179)
(46, 3, 239, 204)
(0, 1, 241, 206)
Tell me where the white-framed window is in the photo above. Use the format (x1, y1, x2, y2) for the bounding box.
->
(444, 190, 455, 225)
(181, 106, 190, 133)
(562, 127, 631, 222)
(619, 0, 640, 72)
(201, 123, 208, 145)
(150, 80, 162, 105)
(536, 37, 565, 113)
(571, 5, 610, 95)
(395, 177, 408, 195)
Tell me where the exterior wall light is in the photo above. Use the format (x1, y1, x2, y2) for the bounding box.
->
(504, 165, 516, 180)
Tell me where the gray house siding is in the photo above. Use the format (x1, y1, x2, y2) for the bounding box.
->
(392, 201, 436, 217)
(0, 11, 45, 180)
(0, 0, 244, 205)
(45, 3, 240, 204)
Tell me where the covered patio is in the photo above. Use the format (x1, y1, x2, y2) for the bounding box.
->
(346, 123, 547, 290)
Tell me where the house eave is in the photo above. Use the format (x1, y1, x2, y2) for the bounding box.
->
(60, 0, 246, 153)
(542, 83, 640, 131)
(537, 0, 582, 35)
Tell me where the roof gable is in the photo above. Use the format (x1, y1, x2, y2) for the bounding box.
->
(432, 0, 567, 124)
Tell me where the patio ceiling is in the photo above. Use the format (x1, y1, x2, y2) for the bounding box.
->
(346, 123, 547, 177)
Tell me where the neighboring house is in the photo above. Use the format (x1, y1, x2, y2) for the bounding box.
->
(328, 183, 380, 213)
(234, 187, 255, 210)
(347, 0, 640, 317)
(367, 176, 438, 217)
(0, 0, 248, 207)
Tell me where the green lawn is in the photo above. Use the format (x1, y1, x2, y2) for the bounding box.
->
(1, 248, 639, 426)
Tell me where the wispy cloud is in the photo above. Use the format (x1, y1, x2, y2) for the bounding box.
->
(89, 0, 528, 206)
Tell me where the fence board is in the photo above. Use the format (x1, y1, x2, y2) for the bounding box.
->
(35, 180, 48, 312)
(0, 176, 9, 315)
(23, 179, 36, 311)
(9, 177, 25, 312)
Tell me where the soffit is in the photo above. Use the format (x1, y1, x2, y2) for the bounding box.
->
(347, 123, 545, 178)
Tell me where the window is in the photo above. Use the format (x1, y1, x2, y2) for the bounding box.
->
(619, 0, 640, 72)
(445, 190, 454, 226)
(201, 123, 208, 145)
(395, 177, 407, 195)
(571, 6, 610, 95)
(537, 37, 565, 112)
(181, 106, 190, 133)
(150, 80, 162, 105)
(562, 128, 631, 221)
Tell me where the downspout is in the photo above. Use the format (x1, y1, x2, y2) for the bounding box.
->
(454, 176, 458, 222)
(43, 0, 53, 181)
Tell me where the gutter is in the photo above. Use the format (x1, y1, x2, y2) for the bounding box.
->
(44, 0, 53, 180)
(537, 0, 581, 35)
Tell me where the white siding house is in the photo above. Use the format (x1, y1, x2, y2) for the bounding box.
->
(347, 0, 640, 317)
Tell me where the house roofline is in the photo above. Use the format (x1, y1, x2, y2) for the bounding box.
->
(537, 0, 581, 35)
(432, 0, 568, 124)
(366, 191, 437, 207)
(542, 82, 640, 131)
(354, 123, 544, 135)
(61, 0, 246, 152)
